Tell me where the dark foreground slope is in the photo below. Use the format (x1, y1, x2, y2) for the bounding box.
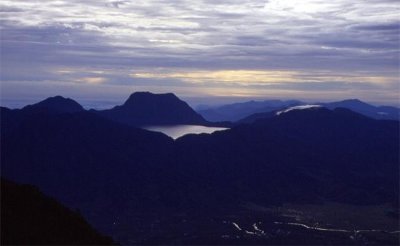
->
(1, 98, 399, 244)
(1, 178, 114, 245)
(0, 105, 174, 211)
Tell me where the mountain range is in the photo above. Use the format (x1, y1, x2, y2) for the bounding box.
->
(1, 92, 399, 244)
(321, 99, 400, 120)
(198, 98, 400, 122)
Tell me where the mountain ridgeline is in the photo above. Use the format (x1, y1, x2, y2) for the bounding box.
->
(1, 92, 399, 244)
(22, 95, 84, 114)
(322, 99, 400, 120)
(197, 99, 302, 122)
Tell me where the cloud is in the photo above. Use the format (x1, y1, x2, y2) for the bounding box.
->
(0, 6, 24, 12)
(130, 70, 302, 85)
(108, 1, 130, 9)
(353, 23, 399, 31)
(77, 77, 107, 84)
(0, 0, 398, 106)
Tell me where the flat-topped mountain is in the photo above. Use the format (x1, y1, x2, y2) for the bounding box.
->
(97, 92, 208, 126)
(22, 96, 84, 114)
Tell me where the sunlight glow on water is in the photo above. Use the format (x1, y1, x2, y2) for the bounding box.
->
(142, 125, 229, 139)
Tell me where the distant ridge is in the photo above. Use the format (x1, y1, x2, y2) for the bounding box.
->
(22, 96, 84, 113)
(219, 98, 400, 123)
(97, 92, 208, 126)
(197, 99, 302, 122)
(322, 99, 399, 120)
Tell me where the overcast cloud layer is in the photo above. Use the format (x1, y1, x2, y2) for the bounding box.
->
(1, 0, 399, 107)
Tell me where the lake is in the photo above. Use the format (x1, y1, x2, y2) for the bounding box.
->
(142, 125, 229, 139)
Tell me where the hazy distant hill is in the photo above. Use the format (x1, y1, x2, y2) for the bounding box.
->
(229, 99, 400, 124)
(236, 111, 276, 124)
(322, 99, 400, 120)
(197, 99, 302, 122)
(97, 92, 208, 126)
(1, 178, 114, 245)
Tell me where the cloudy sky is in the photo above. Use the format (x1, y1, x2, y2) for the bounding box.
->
(1, 0, 399, 108)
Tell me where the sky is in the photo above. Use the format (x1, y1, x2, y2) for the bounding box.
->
(0, 0, 399, 108)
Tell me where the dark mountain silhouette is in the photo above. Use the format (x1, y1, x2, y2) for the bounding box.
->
(22, 96, 84, 113)
(197, 99, 302, 122)
(322, 99, 399, 120)
(176, 107, 399, 206)
(0, 105, 174, 212)
(1, 95, 399, 244)
(1, 178, 114, 245)
(97, 92, 208, 126)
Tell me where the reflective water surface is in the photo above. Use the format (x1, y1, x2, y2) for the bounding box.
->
(142, 125, 229, 139)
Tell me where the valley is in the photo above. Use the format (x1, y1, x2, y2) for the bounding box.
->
(1, 93, 399, 245)
(95, 202, 399, 245)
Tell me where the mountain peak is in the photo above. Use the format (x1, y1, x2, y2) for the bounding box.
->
(23, 96, 84, 113)
(336, 99, 369, 106)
